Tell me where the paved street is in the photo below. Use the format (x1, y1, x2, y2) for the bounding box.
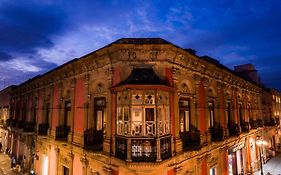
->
(255, 152, 281, 175)
(0, 152, 17, 175)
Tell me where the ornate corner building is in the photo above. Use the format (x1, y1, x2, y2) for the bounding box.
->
(0, 38, 281, 175)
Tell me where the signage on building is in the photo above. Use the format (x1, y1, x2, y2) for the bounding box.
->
(228, 142, 245, 154)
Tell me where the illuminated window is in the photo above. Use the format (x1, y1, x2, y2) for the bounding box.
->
(226, 101, 231, 124)
(179, 98, 191, 132)
(94, 98, 106, 131)
(208, 101, 215, 128)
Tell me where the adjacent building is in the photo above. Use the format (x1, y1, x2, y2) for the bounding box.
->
(0, 38, 280, 175)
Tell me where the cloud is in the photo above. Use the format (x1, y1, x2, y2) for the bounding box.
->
(0, 1, 67, 53)
(0, 51, 13, 61)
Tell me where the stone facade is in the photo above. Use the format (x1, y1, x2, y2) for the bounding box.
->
(0, 38, 280, 175)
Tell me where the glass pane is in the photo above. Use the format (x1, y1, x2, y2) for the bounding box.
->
(132, 108, 142, 122)
(185, 110, 190, 131)
(145, 108, 154, 121)
(180, 111, 184, 132)
(96, 110, 103, 130)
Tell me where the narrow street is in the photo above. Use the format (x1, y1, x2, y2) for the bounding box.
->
(0, 152, 17, 175)
(255, 152, 281, 175)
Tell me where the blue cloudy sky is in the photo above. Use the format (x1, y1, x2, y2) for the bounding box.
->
(0, 0, 280, 90)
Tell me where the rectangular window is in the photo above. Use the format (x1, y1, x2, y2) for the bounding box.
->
(179, 98, 191, 132)
(209, 101, 215, 128)
(63, 166, 69, 175)
(94, 97, 106, 131)
(64, 101, 71, 126)
(145, 108, 155, 121)
(96, 110, 103, 130)
(46, 103, 50, 124)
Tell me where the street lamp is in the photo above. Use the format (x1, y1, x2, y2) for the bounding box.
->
(256, 139, 267, 175)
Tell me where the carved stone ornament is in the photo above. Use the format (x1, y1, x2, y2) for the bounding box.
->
(128, 51, 136, 60)
(149, 50, 158, 60)
(60, 156, 70, 165)
(172, 67, 180, 75)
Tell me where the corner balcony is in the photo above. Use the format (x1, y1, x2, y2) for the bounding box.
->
(180, 130, 201, 150)
(23, 122, 35, 132)
(210, 126, 224, 142)
(241, 122, 250, 133)
(38, 123, 49, 136)
(55, 125, 70, 141)
(228, 122, 240, 137)
(115, 135, 171, 162)
(84, 128, 103, 151)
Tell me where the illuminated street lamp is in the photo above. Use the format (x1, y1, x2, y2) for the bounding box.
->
(256, 139, 267, 175)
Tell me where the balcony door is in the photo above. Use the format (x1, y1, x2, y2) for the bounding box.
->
(93, 98, 106, 141)
(208, 100, 215, 128)
(64, 101, 71, 126)
(179, 98, 191, 133)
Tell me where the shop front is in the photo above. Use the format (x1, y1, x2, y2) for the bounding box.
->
(228, 141, 246, 175)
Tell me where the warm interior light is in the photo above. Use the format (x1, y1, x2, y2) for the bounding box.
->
(256, 140, 267, 146)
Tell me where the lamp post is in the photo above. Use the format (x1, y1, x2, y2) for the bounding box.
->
(256, 139, 267, 175)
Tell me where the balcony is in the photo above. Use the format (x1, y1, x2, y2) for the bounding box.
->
(55, 125, 70, 141)
(16, 120, 24, 129)
(180, 129, 201, 150)
(6, 119, 11, 127)
(11, 119, 16, 127)
(84, 128, 103, 151)
(250, 119, 258, 129)
(228, 122, 240, 137)
(241, 122, 250, 133)
(264, 118, 275, 127)
(115, 135, 171, 162)
(210, 126, 224, 142)
(23, 122, 35, 132)
(38, 123, 49, 136)
(256, 119, 264, 127)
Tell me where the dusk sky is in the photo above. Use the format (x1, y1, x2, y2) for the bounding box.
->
(0, 0, 280, 90)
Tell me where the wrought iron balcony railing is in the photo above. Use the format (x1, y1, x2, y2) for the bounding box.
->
(11, 119, 16, 127)
(55, 125, 70, 141)
(6, 119, 11, 127)
(38, 123, 49, 136)
(180, 129, 201, 150)
(241, 122, 250, 133)
(115, 135, 171, 162)
(250, 119, 258, 129)
(264, 118, 276, 127)
(84, 128, 103, 151)
(16, 120, 24, 129)
(228, 122, 240, 137)
(210, 126, 224, 142)
(256, 119, 264, 127)
(23, 122, 35, 132)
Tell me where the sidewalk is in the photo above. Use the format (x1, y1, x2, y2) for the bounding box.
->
(254, 152, 281, 175)
(0, 152, 17, 175)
